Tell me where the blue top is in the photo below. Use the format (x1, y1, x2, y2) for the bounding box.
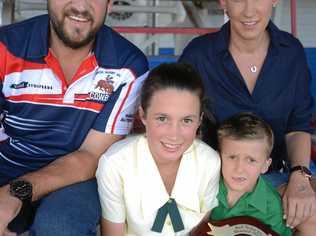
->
(179, 21, 313, 169)
(0, 15, 148, 178)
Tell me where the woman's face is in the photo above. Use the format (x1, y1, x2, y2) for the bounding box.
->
(220, 0, 278, 42)
(140, 88, 201, 165)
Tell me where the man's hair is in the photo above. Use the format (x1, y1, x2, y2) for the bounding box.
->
(217, 112, 274, 156)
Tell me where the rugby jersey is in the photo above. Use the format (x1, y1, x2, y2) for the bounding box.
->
(0, 15, 148, 177)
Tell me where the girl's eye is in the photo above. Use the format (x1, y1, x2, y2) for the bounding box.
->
(156, 116, 167, 122)
(228, 155, 236, 160)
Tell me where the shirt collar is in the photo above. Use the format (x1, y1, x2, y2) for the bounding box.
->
(138, 136, 201, 219)
(26, 15, 50, 59)
(26, 14, 118, 67)
(246, 176, 268, 214)
(214, 20, 291, 56)
(217, 176, 268, 214)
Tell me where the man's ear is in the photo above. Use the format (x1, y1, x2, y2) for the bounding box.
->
(107, 0, 113, 14)
(138, 106, 146, 126)
(261, 157, 272, 174)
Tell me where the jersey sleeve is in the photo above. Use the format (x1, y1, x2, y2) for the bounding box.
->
(92, 69, 148, 135)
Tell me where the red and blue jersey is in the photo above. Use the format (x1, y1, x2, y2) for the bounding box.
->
(0, 15, 148, 178)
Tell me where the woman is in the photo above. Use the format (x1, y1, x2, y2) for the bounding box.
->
(179, 0, 316, 235)
(96, 63, 221, 235)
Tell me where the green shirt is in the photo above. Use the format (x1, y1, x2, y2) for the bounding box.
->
(211, 176, 292, 236)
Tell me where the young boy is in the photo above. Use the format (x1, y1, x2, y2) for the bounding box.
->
(208, 112, 292, 235)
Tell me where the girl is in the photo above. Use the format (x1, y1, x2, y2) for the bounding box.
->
(96, 63, 221, 235)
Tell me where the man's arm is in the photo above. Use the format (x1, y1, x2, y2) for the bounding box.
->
(282, 131, 316, 228)
(0, 129, 122, 234)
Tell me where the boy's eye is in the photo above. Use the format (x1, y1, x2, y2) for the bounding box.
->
(247, 157, 257, 163)
(183, 118, 193, 124)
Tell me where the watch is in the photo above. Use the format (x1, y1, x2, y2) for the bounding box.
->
(9, 179, 33, 202)
(290, 166, 312, 179)
(8, 179, 33, 233)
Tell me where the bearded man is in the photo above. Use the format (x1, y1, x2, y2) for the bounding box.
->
(0, 1, 148, 235)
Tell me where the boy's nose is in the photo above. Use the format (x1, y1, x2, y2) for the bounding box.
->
(235, 159, 244, 173)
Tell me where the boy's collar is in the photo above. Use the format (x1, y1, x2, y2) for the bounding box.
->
(219, 176, 268, 214)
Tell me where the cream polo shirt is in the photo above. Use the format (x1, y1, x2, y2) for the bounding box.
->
(96, 135, 221, 236)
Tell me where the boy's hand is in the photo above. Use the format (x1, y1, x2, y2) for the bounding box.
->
(281, 173, 316, 228)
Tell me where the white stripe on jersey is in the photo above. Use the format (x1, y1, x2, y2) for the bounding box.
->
(105, 70, 149, 135)
(0, 152, 27, 167)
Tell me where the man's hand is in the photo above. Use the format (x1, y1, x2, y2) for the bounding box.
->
(0, 185, 22, 236)
(282, 173, 316, 228)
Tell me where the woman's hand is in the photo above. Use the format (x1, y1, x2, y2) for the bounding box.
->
(281, 173, 316, 228)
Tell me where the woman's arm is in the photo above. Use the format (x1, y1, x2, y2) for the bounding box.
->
(283, 132, 316, 228)
(101, 218, 124, 236)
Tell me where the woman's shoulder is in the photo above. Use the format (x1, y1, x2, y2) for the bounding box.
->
(271, 23, 305, 52)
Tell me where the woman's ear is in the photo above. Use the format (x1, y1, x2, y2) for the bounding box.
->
(218, 0, 227, 11)
(272, 0, 279, 8)
(138, 106, 146, 126)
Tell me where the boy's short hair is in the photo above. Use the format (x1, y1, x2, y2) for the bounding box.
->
(217, 112, 274, 156)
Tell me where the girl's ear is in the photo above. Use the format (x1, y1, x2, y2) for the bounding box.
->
(138, 106, 146, 126)
(199, 112, 204, 126)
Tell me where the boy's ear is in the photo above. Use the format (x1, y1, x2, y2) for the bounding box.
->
(261, 158, 272, 174)
(138, 106, 146, 126)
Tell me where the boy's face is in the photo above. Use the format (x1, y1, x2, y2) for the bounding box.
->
(220, 137, 272, 195)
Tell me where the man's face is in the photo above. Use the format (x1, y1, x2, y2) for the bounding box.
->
(48, 0, 111, 49)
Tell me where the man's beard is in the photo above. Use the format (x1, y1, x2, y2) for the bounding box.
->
(48, 6, 106, 49)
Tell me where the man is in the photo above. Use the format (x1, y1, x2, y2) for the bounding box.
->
(0, 0, 148, 235)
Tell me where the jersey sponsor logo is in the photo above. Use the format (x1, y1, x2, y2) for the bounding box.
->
(89, 75, 114, 103)
(94, 79, 114, 93)
(9, 81, 53, 90)
(120, 113, 134, 123)
(10, 81, 28, 89)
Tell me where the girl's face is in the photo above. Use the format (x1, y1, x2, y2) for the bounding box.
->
(140, 88, 201, 165)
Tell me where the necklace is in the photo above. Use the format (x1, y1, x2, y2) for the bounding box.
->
(250, 65, 257, 73)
